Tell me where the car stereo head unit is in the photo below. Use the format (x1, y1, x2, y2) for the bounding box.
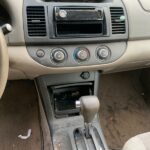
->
(24, 0, 128, 44)
(54, 6, 106, 38)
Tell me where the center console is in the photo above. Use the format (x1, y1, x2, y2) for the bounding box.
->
(36, 71, 109, 150)
(23, 0, 128, 69)
(25, 1, 128, 147)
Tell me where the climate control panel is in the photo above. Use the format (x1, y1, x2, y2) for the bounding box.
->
(27, 42, 126, 67)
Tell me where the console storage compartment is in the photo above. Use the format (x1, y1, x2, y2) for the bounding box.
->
(56, 22, 103, 36)
(48, 82, 94, 118)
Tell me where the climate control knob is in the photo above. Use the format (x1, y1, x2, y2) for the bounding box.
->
(51, 48, 67, 63)
(75, 47, 90, 62)
(97, 46, 110, 60)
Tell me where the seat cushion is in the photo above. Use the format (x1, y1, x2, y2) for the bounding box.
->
(123, 132, 150, 150)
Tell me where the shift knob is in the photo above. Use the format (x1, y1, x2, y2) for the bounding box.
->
(78, 96, 100, 123)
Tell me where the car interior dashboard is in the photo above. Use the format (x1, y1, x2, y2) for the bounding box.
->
(1, 1, 150, 150)
(0, 0, 150, 79)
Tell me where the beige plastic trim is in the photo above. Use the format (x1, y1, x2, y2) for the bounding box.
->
(139, 0, 150, 12)
(8, 68, 26, 80)
(8, 40, 150, 79)
(122, 0, 150, 40)
(0, 29, 9, 98)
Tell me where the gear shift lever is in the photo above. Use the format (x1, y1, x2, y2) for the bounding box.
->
(76, 96, 100, 138)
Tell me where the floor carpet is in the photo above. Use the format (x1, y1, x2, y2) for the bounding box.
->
(99, 71, 150, 150)
(0, 80, 42, 150)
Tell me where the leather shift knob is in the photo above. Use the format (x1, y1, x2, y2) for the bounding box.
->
(79, 96, 100, 124)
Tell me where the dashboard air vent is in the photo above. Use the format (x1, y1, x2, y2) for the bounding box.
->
(110, 7, 126, 34)
(26, 6, 47, 37)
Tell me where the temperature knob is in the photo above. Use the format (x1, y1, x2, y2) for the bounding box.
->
(75, 47, 90, 62)
(51, 48, 67, 63)
(97, 46, 110, 60)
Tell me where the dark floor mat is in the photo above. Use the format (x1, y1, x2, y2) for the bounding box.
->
(0, 80, 42, 150)
(99, 71, 150, 150)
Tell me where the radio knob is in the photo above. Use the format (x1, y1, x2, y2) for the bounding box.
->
(51, 48, 66, 63)
(75, 48, 90, 62)
(97, 47, 110, 60)
(59, 10, 67, 18)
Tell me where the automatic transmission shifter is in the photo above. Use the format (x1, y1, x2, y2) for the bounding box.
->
(79, 96, 100, 123)
(75, 96, 105, 150)
(76, 96, 100, 137)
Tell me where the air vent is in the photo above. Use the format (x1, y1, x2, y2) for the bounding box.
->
(110, 7, 126, 34)
(26, 6, 47, 37)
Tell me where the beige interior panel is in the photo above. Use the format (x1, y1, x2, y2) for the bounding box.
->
(139, 0, 150, 11)
(8, 68, 26, 80)
(0, 30, 9, 97)
(8, 40, 150, 79)
(122, 0, 150, 40)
